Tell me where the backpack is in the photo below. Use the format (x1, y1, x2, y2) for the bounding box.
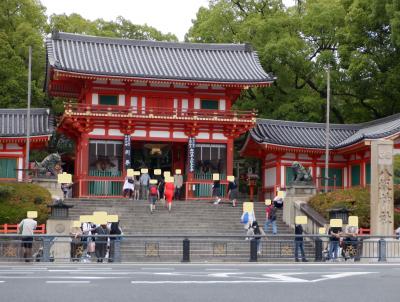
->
(150, 185, 158, 196)
(241, 212, 249, 224)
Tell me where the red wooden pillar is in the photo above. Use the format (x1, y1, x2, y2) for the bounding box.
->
(360, 157, 366, 188)
(226, 138, 234, 176)
(275, 154, 281, 190)
(80, 132, 89, 196)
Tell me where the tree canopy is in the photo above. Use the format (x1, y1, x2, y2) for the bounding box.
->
(1, 0, 400, 124)
(0, 0, 177, 110)
(187, 0, 400, 123)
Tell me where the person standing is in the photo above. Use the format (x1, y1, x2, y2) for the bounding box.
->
(18, 214, 37, 262)
(108, 221, 122, 262)
(133, 176, 140, 200)
(140, 171, 150, 200)
(158, 176, 165, 202)
(149, 180, 158, 213)
(227, 177, 238, 207)
(122, 176, 134, 198)
(247, 221, 265, 255)
(294, 224, 307, 262)
(93, 223, 108, 263)
(174, 173, 183, 200)
(264, 203, 277, 235)
(328, 226, 342, 261)
(164, 178, 175, 212)
(212, 179, 221, 204)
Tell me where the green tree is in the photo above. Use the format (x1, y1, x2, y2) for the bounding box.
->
(186, 0, 400, 123)
(0, 0, 47, 108)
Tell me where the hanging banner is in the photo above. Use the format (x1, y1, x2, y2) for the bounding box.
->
(124, 134, 131, 169)
(188, 137, 196, 173)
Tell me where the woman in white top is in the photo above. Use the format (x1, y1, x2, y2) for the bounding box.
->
(123, 177, 134, 198)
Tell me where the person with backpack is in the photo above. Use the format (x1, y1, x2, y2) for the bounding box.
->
(264, 203, 277, 235)
(140, 171, 150, 200)
(108, 221, 122, 262)
(294, 224, 307, 262)
(149, 180, 158, 213)
(247, 221, 265, 255)
(227, 176, 238, 207)
(212, 179, 221, 204)
(18, 213, 37, 262)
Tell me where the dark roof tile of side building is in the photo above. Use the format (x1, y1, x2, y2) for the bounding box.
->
(250, 113, 400, 149)
(46, 31, 274, 84)
(0, 108, 54, 137)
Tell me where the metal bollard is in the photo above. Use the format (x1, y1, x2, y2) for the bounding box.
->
(182, 238, 190, 262)
(42, 237, 52, 262)
(378, 238, 386, 262)
(315, 237, 323, 261)
(249, 239, 258, 262)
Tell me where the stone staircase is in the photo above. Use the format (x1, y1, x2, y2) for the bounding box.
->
(65, 198, 315, 262)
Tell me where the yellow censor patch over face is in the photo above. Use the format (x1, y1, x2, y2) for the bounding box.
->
(243, 202, 254, 214)
(107, 215, 119, 223)
(330, 219, 343, 228)
(227, 175, 235, 182)
(277, 191, 285, 198)
(58, 172, 72, 184)
(295, 216, 308, 225)
(348, 216, 359, 227)
(27, 211, 38, 219)
(141, 168, 148, 174)
(264, 199, 272, 206)
(212, 173, 220, 181)
(318, 227, 326, 235)
(175, 169, 181, 175)
(154, 169, 161, 175)
(127, 169, 134, 177)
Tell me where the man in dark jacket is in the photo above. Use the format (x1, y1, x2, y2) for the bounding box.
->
(294, 224, 307, 262)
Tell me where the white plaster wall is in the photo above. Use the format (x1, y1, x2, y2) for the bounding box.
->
(132, 130, 146, 137)
(212, 133, 227, 140)
(108, 129, 123, 136)
(196, 132, 209, 139)
(18, 157, 23, 181)
(149, 131, 170, 138)
(7, 143, 21, 150)
(219, 99, 226, 110)
(173, 98, 178, 109)
(285, 153, 296, 159)
(131, 96, 138, 113)
(92, 93, 99, 105)
(265, 167, 276, 187)
(173, 132, 187, 139)
(194, 98, 200, 109)
(265, 153, 276, 161)
(118, 94, 125, 106)
(141, 97, 146, 114)
(182, 99, 188, 112)
(90, 128, 106, 135)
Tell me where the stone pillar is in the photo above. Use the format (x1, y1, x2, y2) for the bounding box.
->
(46, 219, 72, 262)
(370, 140, 394, 236)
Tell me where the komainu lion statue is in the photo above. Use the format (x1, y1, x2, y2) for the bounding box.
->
(35, 153, 62, 176)
(291, 161, 313, 183)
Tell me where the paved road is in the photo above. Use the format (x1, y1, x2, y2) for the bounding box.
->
(0, 263, 398, 302)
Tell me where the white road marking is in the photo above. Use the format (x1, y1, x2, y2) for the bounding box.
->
(46, 281, 90, 284)
(207, 273, 243, 278)
(205, 269, 239, 271)
(141, 268, 174, 270)
(262, 273, 309, 283)
(310, 272, 376, 282)
(0, 281, 5, 283)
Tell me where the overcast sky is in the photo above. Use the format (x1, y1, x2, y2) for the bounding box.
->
(41, 0, 295, 41)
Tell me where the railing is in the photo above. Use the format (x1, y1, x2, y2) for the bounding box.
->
(0, 224, 46, 234)
(1, 234, 399, 263)
(72, 178, 124, 198)
(64, 102, 256, 123)
(185, 181, 228, 200)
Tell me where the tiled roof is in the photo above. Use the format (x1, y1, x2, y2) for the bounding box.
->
(46, 31, 274, 85)
(0, 108, 54, 137)
(250, 113, 400, 149)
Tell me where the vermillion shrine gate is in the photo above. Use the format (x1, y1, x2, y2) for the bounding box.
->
(45, 32, 273, 198)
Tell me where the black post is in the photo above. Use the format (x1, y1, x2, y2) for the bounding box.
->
(378, 238, 386, 262)
(114, 238, 121, 263)
(182, 238, 190, 262)
(249, 239, 258, 262)
(42, 237, 52, 262)
(315, 237, 323, 261)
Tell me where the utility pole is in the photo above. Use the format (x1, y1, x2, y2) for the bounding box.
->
(25, 46, 32, 179)
(324, 66, 331, 193)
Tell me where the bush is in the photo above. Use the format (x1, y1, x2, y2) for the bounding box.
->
(0, 183, 52, 225)
(308, 186, 400, 229)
